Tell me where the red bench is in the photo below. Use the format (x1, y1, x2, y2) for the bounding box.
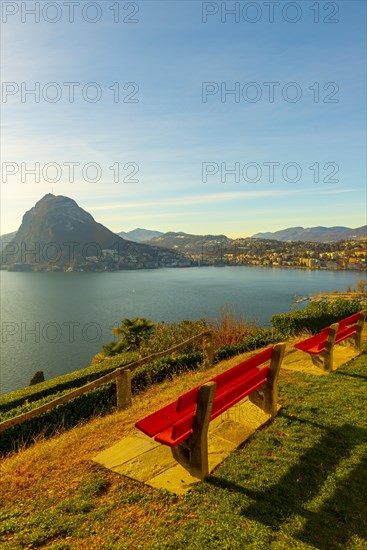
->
(135, 343, 286, 481)
(294, 310, 366, 371)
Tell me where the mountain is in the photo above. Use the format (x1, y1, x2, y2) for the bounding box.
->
(252, 226, 367, 243)
(116, 228, 164, 242)
(146, 232, 232, 255)
(0, 231, 17, 246)
(1, 194, 191, 270)
(147, 231, 231, 247)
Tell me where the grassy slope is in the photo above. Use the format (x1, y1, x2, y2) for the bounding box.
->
(0, 349, 366, 550)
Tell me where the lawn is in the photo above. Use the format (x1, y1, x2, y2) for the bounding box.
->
(1, 350, 366, 549)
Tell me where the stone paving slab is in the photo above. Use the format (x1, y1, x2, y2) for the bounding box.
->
(93, 398, 275, 495)
(281, 344, 361, 375)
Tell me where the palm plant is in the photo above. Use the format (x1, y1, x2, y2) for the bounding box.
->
(111, 317, 155, 353)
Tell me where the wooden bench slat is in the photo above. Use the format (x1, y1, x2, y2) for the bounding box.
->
(176, 348, 273, 413)
(176, 387, 200, 413)
(337, 312, 360, 328)
(155, 423, 190, 447)
(211, 366, 269, 420)
(335, 324, 357, 344)
(135, 400, 186, 438)
(295, 335, 322, 353)
(211, 347, 273, 389)
(155, 366, 269, 447)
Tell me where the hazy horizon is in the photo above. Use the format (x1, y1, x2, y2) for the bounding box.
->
(1, 191, 365, 240)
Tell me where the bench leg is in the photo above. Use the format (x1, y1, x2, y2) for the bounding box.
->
(309, 349, 332, 371)
(310, 354, 324, 368)
(355, 310, 367, 350)
(249, 343, 286, 417)
(322, 323, 338, 372)
(172, 381, 217, 481)
(304, 324, 338, 372)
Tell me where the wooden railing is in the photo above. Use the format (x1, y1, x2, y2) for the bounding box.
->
(0, 331, 214, 432)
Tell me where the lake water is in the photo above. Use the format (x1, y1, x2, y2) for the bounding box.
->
(0, 267, 360, 395)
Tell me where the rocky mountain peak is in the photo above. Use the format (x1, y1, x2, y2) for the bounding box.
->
(1, 194, 191, 270)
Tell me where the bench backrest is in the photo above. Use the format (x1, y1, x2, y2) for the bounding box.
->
(294, 326, 330, 353)
(135, 346, 274, 440)
(334, 311, 366, 342)
(337, 311, 361, 329)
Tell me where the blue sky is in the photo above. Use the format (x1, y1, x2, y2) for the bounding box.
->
(1, 0, 366, 237)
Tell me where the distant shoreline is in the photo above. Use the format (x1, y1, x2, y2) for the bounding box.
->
(1, 263, 366, 273)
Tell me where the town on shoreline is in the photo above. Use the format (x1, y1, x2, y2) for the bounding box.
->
(1, 237, 366, 272)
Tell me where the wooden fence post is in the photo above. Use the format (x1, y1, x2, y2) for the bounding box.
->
(116, 369, 132, 411)
(202, 332, 214, 370)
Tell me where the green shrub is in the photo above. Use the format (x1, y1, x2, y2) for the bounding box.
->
(111, 318, 155, 353)
(139, 319, 207, 356)
(102, 340, 129, 357)
(29, 371, 45, 386)
(214, 329, 281, 361)
(132, 351, 203, 393)
(271, 299, 362, 337)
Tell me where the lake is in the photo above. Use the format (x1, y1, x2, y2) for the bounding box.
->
(0, 267, 360, 395)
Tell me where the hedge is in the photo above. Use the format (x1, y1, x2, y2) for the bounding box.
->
(271, 299, 363, 337)
(0, 352, 137, 414)
(214, 329, 282, 361)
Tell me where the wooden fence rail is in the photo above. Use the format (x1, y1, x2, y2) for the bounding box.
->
(0, 331, 214, 432)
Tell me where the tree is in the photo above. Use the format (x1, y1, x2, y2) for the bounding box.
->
(102, 318, 156, 357)
(29, 370, 45, 386)
(356, 278, 367, 293)
(112, 318, 155, 351)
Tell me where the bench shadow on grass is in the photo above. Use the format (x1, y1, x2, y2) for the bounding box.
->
(207, 421, 367, 549)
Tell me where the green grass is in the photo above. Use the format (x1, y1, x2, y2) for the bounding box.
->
(1, 353, 366, 549)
